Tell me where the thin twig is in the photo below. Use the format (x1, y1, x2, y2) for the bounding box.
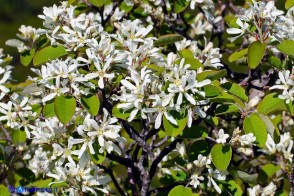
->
(98, 164, 126, 196)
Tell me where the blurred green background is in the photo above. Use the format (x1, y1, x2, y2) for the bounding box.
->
(0, 0, 60, 82)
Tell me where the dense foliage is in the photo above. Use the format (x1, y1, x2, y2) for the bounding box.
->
(0, 0, 294, 195)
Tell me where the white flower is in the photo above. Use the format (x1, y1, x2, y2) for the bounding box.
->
(227, 19, 249, 42)
(85, 57, 115, 89)
(240, 133, 256, 146)
(193, 154, 211, 168)
(176, 142, 186, 156)
(270, 70, 294, 103)
(216, 129, 229, 144)
(262, 182, 277, 196)
(42, 77, 69, 103)
(189, 173, 204, 188)
(247, 185, 261, 196)
(144, 94, 177, 129)
(207, 168, 226, 194)
(86, 109, 124, 154)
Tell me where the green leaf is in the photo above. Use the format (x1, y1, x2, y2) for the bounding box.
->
(89, 0, 105, 7)
(286, 0, 294, 9)
(147, 64, 165, 76)
(258, 114, 279, 142)
(188, 140, 210, 161)
(269, 56, 283, 69)
(180, 125, 208, 138)
(178, 49, 194, 58)
(163, 110, 188, 136)
(168, 185, 192, 196)
(215, 104, 240, 116)
(243, 113, 267, 148)
(16, 168, 35, 182)
(81, 94, 100, 116)
(224, 180, 243, 196)
(54, 95, 76, 125)
(154, 34, 183, 46)
(228, 167, 258, 184)
(197, 70, 227, 81)
(203, 85, 222, 97)
(211, 144, 232, 171)
(277, 40, 294, 56)
(33, 45, 68, 66)
(112, 104, 130, 120)
(12, 129, 26, 144)
(173, 0, 189, 13)
(258, 164, 280, 183)
(20, 49, 35, 66)
(89, 141, 106, 164)
(228, 48, 248, 63)
(0, 185, 10, 196)
(248, 41, 266, 69)
(43, 99, 56, 118)
(221, 82, 248, 102)
(257, 93, 287, 115)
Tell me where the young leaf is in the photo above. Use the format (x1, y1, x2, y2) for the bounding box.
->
(20, 49, 35, 66)
(286, 0, 294, 10)
(43, 99, 55, 118)
(277, 40, 294, 56)
(258, 164, 280, 183)
(168, 185, 192, 196)
(154, 34, 183, 46)
(174, 0, 189, 13)
(243, 113, 267, 148)
(33, 45, 67, 66)
(163, 110, 188, 136)
(228, 48, 248, 63)
(248, 41, 266, 69)
(228, 167, 258, 184)
(221, 82, 248, 102)
(211, 144, 232, 171)
(89, 0, 105, 7)
(188, 140, 210, 161)
(81, 94, 100, 116)
(54, 95, 76, 125)
(257, 93, 287, 115)
(112, 104, 130, 120)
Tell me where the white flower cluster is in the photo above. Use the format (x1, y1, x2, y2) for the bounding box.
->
(188, 154, 227, 194)
(227, 0, 284, 42)
(270, 69, 294, 104)
(262, 132, 293, 163)
(247, 182, 277, 196)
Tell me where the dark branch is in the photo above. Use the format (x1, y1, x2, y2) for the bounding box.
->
(98, 164, 126, 196)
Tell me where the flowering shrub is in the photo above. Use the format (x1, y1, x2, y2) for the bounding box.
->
(0, 0, 294, 195)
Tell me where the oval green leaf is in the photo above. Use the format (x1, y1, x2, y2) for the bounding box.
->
(163, 110, 188, 137)
(20, 49, 35, 66)
(168, 185, 192, 196)
(81, 94, 100, 116)
(243, 113, 267, 148)
(257, 93, 287, 115)
(211, 144, 232, 171)
(248, 41, 266, 69)
(154, 34, 183, 46)
(54, 95, 76, 125)
(228, 48, 248, 63)
(277, 40, 294, 56)
(33, 45, 68, 66)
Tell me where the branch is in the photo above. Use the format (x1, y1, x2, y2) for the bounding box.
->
(120, 120, 154, 159)
(98, 164, 126, 196)
(106, 153, 135, 168)
(149, 137, 183, 180)
(0, 123, 12, 143)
